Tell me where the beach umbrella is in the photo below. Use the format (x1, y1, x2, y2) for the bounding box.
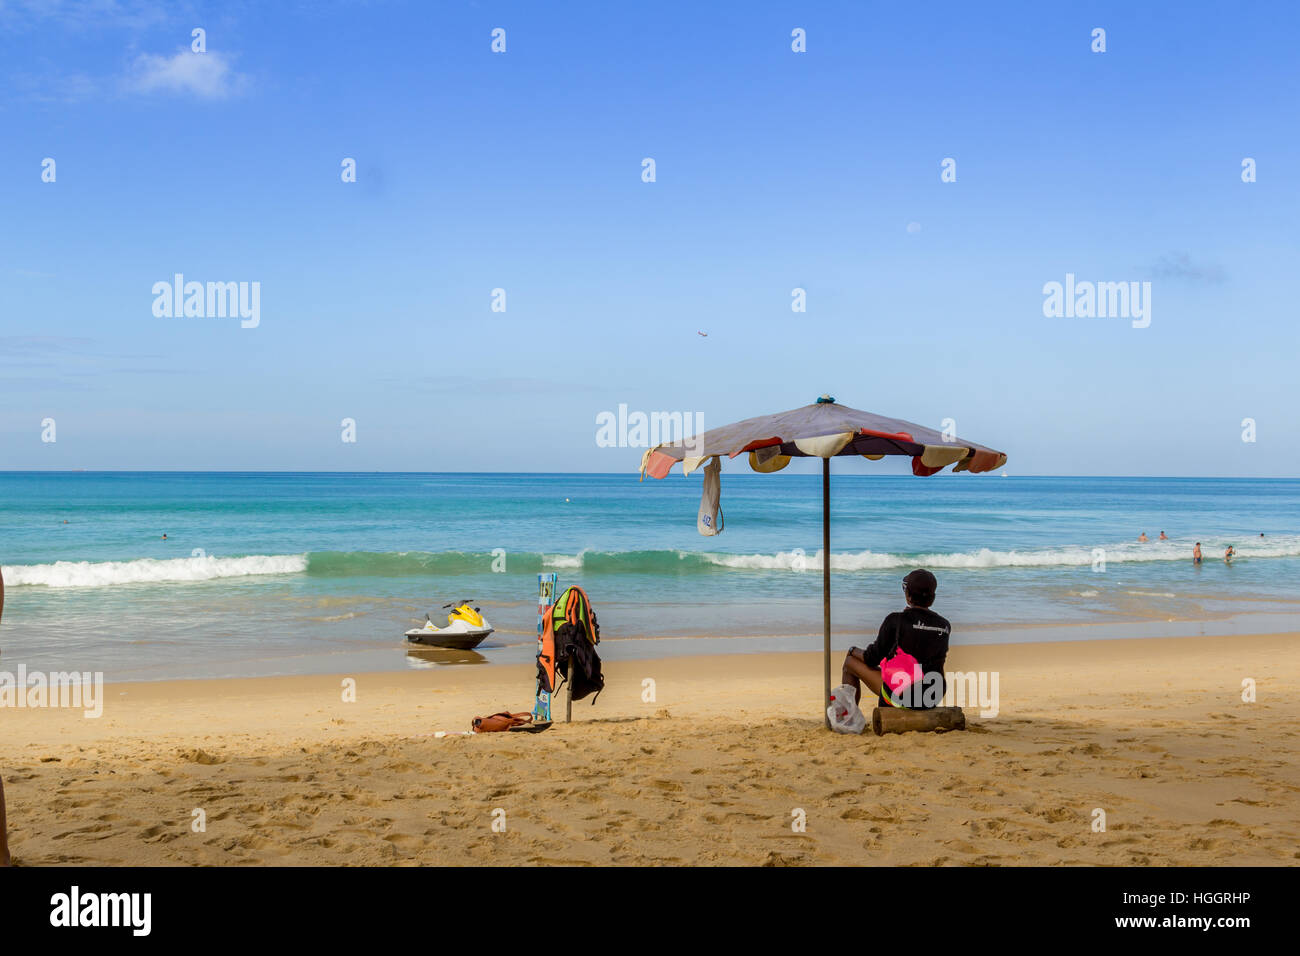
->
(640, 396, 1008, 728)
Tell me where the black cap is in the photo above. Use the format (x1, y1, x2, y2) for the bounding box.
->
(903, 569, 937, 605)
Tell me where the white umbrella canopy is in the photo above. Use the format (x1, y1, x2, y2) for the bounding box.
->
(640, 396, 1008, 728)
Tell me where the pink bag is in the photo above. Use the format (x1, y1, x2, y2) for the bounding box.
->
(879, 646, 922, 706)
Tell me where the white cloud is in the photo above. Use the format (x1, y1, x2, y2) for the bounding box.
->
(0, 0, 179, 33)
(125, 48, 246, 99)
(1150, 253, 1227, 284)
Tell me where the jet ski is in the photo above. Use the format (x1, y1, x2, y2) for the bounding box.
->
(405, 600, 494, 650)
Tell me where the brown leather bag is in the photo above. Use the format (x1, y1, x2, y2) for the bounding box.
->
(472, 711, 534, 733)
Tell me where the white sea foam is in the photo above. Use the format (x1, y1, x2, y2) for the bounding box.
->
(3, 553, 308, 588)
(703, 547, 1094, 571)
(536, 536, 1300, 574)
(700, 535, 1300, 572)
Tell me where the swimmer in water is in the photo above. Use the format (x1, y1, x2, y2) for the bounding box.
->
(1225, 544, 1235, 564)
(1138, 532, 1148, 543)
(1193, 542, 1202, 565)
(1159, 531, 1168, 540)
(162, 534, 167, 540)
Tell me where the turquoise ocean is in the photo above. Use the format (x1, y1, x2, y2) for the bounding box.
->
(2, 473, 1298, 681)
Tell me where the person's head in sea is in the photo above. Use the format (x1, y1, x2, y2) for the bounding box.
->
(1193, 542, 1202, 564)
(1138, 532, 1148, 542)
(1159, 531, 1168, 540)
(840, 569, 951, 710)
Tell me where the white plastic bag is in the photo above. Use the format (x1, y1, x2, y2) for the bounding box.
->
(827, 683, 867, 734)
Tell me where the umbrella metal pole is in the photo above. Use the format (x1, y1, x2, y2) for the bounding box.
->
(822, 456, 831, 729)
(566, 658, 574, 722)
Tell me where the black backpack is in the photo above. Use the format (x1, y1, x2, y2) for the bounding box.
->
(552, 586, 603, 703)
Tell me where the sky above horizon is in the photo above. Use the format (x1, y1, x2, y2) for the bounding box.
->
(2, 0, 1297, 476)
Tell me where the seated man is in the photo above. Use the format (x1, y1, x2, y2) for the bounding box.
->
(841, 568, 951, 710)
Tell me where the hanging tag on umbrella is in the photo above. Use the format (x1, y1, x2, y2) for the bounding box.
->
(697, 456, 724, 536)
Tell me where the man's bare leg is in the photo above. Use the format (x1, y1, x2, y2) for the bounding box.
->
(841, 648, 885, 706)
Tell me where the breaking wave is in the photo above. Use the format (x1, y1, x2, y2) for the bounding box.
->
(7, 536, 1298, 588)
(3, 554, 308, 588)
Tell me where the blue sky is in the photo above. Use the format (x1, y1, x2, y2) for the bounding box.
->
(1, 0, 1296, 475)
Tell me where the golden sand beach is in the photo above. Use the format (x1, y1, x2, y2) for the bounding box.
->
(2, 632, 1297, 866)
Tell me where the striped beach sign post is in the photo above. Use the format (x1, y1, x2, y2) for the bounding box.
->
(532, 572, 558, 724)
